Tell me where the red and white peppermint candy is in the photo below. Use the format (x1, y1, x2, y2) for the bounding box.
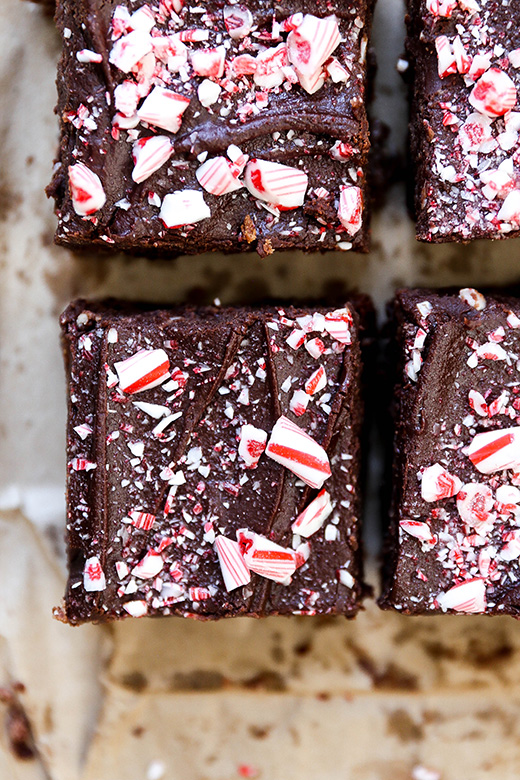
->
(453, 35, 470, 74)
(295, 67, 326, 95)
(436, 578, 487, 614)
(399, 520, 436, 546)
(132, 135, 173, 183)
(466, 427, 520, 473)
(214, 535, 251, 591)
(291, 489, 332, 537)
(468, 389, 488, 417)
(160, 190, 211, 228)
(129, 4, 155, 32)
(500, 529, 520, 561)
(426, 0, 457, 16)
(131, 550, 164, 579)
(265, 415, 331, 489)
(287, 14, 340, 78)
(324, 308, 353, 344)
(254, 44, 288, 89)
(189, 587, 211, 601)
(469, 68, 517, 118)
(69, 457, 96, 471)
(456, 483, 495, 529)
(137, 86, 190, 134)
(237, 529, 298, 583)
(290, 389, 309, 416)
(114, 348, 170, 394)
(114, 80, 140, 117)
(497, 191, 520, 227)
(325, 57, 349, 83)
(111, 5, 131, 39)
(244, 159, 308, 209)
(123, 600, 148, 617)
(305, 365, 327, 395)
(230, 53, 258, 76)
(68, 163, 106, 216)
(109, 29, 153, 73)
(305, 337, 326, 359)
(128, 511, 156, 530)
(223, 4, 254, 39)
(458, 112, 494, 153)
(196, 156, 243, 196)
(459, 288, 486, 310)
(190, 46, 226, 79)
(338, 186, 363, 236)
(151, 35, 188, 72)
(435, 36, 457, 79)
(198, 78, 221, 107)
(238, 424, 267, 468)
(480, 167, 515, 201)
(421, 463, 463, 502)
(83, 556, 106, 592)
(77, 49, 103, 64)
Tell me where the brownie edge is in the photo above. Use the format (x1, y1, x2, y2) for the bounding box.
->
(58, 299, 369, 623)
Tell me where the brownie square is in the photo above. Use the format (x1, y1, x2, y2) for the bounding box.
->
(381, 288, 520, 616)
(407, 0, 520, 242)
(47, 0, 373, 257)
(58, 299, 368, 623)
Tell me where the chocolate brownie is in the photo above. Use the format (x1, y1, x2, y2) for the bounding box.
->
(57, 299, 368, 623)
(381, 288, 520, 616)
(47, 0, 373, 257)
(407, 0, 520, 242)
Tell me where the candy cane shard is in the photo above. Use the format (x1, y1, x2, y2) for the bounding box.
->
(265, 415, 331, 489)
(132, 135, 173, 183)
(291, 489, 332, 537)
(237, 529, 298, 583)
(223, 4, 254, 39)
(338, 185, 363, 236)
(114, 348, 170, 394)
(196, 156, 244, 196)
(128, 511, 156, 530)
(238, 424, 268, 468)
(68, 163, 106, 216)
(421, 463, 463, 502)
(83, 556, 106, 592)
(160, 190, 211, 228)
(131, 550, 164, 579)
(436, 578, 487, 613)
(137, 86, 190, 133)
(304, 365, 327, 395)
(323, 308, 353, 344)
(469, 68, 517, 117)
(287, 14, 340, 85)
(244, 159, 308, 209)
(399, 519, 436, 546)
(466, 427, 520, 473)
(109, 29, 153, 73)
(456, 483, 496, 529)
(214, 535, 251, 591)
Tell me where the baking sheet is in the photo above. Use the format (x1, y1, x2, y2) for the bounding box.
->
(2, 0, 520, 777)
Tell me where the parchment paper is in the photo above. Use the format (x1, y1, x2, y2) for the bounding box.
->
(1, 0, 520, 777)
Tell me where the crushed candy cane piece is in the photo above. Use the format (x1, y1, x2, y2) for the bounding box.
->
(287, 14, 340, 80)
(83, 557, 106, 592)
(456, 483, 495, 529)
(214, 535, 251, 591)
(160, 190, 211, 228)
(421, 463, 463, 501)
(266, 415, 331, 489)
(292, 489, 332, 537)
(131, 550, 164, 579)
(196, 156, 243, 196)
(436, 578, 487, 614)
(223, 5, 254, 40)
(114, 348, 170, 394)
(132, 135, 173, 183)
(137, 86, 190, 133)
(68, 163, 106, 216)
(244, 159, 308, 209)
(469, 68, 517, 118)
(123, 600, 148, 617)
(290, 389, 310, 416)
(324, 308, 353, 344)
(238, 424, 267, 468)
(459, 288, 486, 310)
(128, 511, 156, 530)
(466, 427, 520, 473)
(399, 520, 436, 545)
(109, 29, 153, 73)
(338, 186, 363, 235)
(305, 365, 327, 395)
(190, 46, 226, 79)
(237, 529, 298, 583)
